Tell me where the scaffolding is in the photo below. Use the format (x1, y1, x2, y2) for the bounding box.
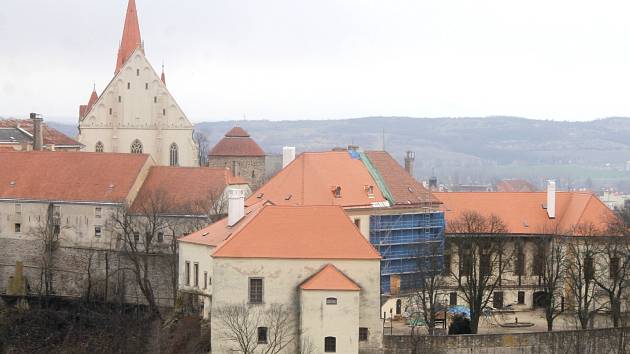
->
(370, 210, 445, 295)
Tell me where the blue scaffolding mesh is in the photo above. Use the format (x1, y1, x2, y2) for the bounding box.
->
(370, 211, 445, 294)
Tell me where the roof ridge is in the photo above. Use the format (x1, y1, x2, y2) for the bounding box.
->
(210, 204, 268, 255)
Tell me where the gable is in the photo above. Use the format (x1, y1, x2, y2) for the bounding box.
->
(80, 47, 193, 130)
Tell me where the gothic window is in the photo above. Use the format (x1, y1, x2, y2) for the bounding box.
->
(162, 108, 166, 116)
(130, 139, 143, 154)
(169, 143, 179, 166)
(95, 141, 104, 153)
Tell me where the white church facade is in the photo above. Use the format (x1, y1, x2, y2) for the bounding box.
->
(77, 0, 198, 167)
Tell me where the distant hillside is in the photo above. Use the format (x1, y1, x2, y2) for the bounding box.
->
(42, 116, 630, 191)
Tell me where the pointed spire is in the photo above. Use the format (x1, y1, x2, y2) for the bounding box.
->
(115, 0, 142, 73)
(161, 64, 166, 85)
(80, 85, 99, 118)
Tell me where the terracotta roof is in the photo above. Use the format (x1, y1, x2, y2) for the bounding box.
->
(0, 151, 150, 203)
(178, 201, 267, 247)
(434, 192, 616, 235)
(130, 167, 249, 215)
(300, 264, 360, 291)
(0, 128, 30, 144)
(212, 205, 381, 259)
(247, 151, 387, 208)
(365, 151, 439, 205)
(116, 0, 142, 73)
(208, 127, 265, 157)
(0, 119, 82, 147)
(225, 127, 250, 137)
(495, 179, 537, 193)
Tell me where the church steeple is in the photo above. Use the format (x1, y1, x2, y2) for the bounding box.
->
(115, 0, 142, 73)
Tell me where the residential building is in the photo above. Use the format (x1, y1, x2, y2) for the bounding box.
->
(0, 117, 82, 151)
(178, 196, 383, 354)
(247, 148, 445, 298)
(0, 151, 249, 304)
(434, 184, 616, 310)
(207, 127, 266, 190)
(77, 0, 198, 166)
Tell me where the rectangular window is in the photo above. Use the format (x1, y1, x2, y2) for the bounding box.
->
(185, 261, 191, 286)
(460, 251, 472, 276)
(585, 256, 594, 281)
(53, 225, 60, 235)
(354, 218, 361, 229)
(158, 232, 164, 243)
(133, 231, 139, 243)
(257, 327, 268, 344)
(359, 327, 368, 341)
(194, 263, 199, 287)
(136, 69, 140, 76)
(118, 96, 121, 102)
(109, 108, 112, 115)
(493, 291, 504, 309)
(154, 96, 157, 103)
(14, 223, 21, 233)
(127, 82, 131, 89)
(204, 271, 208, 289)
(533, 245, 544, 276)
(517, 291, 525, 305)
(95, 207, 102, 219)
(326, 297, 338, 305)
(324, 337, 336, 352)
(515, 247, 525, 276)
(610, 257, 620, 279)
(480, 252, 491, 276)
(442, 253, 451, 275)
(15, 203, 21, 215)
(249, 278, 263, 304)
(145, 82, 149, 90)
(162, 108, 166, 116)
(449, 292, 457, 306)
(95, 226, 102, 238)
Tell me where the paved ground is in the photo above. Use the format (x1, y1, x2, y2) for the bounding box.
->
(384, 308, 621, 336)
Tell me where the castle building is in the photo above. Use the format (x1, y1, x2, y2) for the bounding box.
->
(77, 0, 198, 166)
(207, 127, 266, 190)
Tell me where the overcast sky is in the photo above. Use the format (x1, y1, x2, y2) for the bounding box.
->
(1, 0, 630, 124)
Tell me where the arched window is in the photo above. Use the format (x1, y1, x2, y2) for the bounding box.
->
(130, 139, 143, 154)
(95, 141, 104, 153)
(169, 143, 179, 166)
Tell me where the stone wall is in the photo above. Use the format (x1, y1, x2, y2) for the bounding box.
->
(0, 237, 176, 306)
(207, 156, 266, 190)
(384, 327, 630, 354)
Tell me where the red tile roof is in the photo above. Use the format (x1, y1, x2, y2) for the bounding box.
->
(116, 0, 142, 73)
(208, 127, 265, 157)
(179, 201, 267, 247)
(434, 192, 616, 235)
(247, 151, 387, 208)
(495, 179, 537, 192)
(0, 119, 82, 147)
(300, 264, 360, 291)
(211, 205, 381, 259)
(365, 151, 439, 205)
(130, 167, 249, 215)
(0, 151, 150, 203)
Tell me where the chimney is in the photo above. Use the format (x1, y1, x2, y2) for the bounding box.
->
(30, 113, 44, 151)
(404, 151, 415, 176)
(547, 180, 556, 219)
(282, 146, 296, 168)
(228, 188, 245, 226)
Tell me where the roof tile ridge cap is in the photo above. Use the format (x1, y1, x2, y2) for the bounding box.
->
(359, 151, 393, 204)
(212, 204, 267, 256)
(574, 193, 603, 227)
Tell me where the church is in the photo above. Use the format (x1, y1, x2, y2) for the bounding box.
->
(77, 0, 198, 167)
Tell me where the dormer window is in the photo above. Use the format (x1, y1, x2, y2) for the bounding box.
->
(285, 194, 292, 201)
(333, 186, 342, 198)
(326, 297, 338, 305)
(365, 185, 374, 197)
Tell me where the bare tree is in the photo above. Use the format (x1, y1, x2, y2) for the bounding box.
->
(193, 131, 210, 167)
(447, 211, 511, 334)
(215, 303, 297, 354)
(30, 203, 65, 299)
(593, 236, 630, 328)
(534, 234, 568, 331)
(407, 243, 446, 338)
(565, 223, 601, 329)
(107, 191, 173, 318)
